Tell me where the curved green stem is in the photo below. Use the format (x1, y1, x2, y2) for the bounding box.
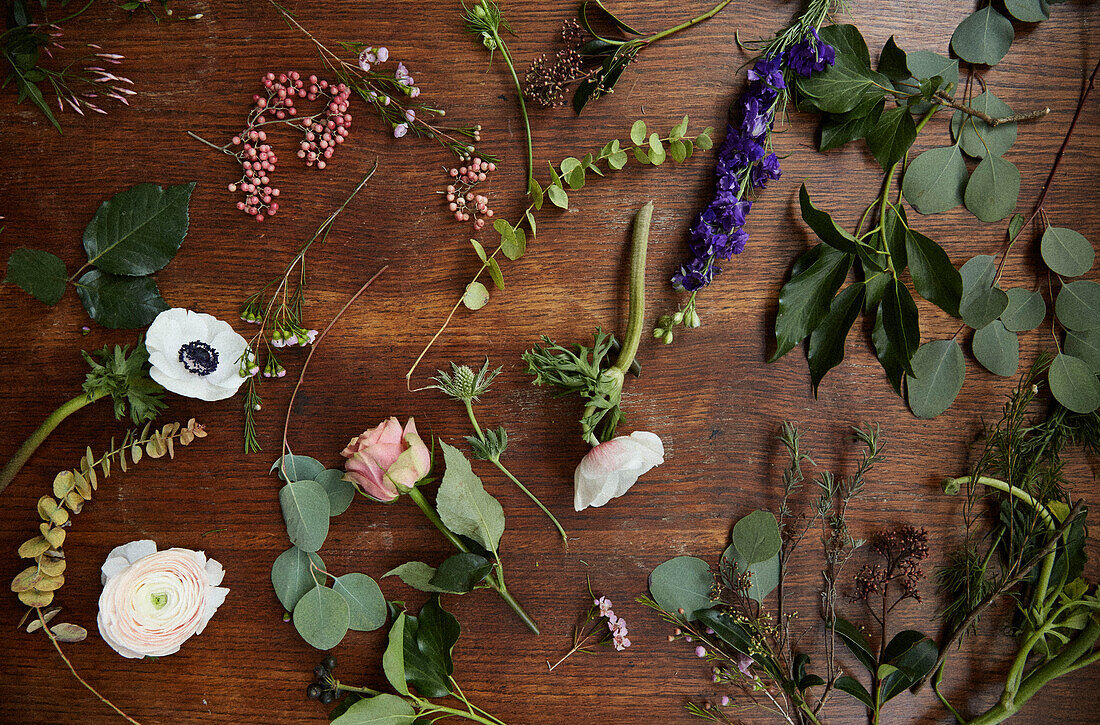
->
(0, 391, 104, 497)
(490, 30, 533, 194)
(420, 701, 508, 725)
(405, 487, 539, 634)
(643, 0, 733, 44)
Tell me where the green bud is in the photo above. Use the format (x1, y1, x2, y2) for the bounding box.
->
(658, 315, 672, 327)
(672, 311, 684, 325)
(662, 330, 673, 345)
(688, 310, 701, 328)
(652, 328, 664, 339)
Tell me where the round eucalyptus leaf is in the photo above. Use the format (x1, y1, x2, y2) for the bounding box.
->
(731, 510, 782, 565)
(902, 146, 968, 214)
(462, 281, 490, 311)
(1055, 280, 1100, 331)
(972, 321, 1019, 377)
(965, 156, 1020, 223)
(292, 585, 350, 651)
(271, 454, 325, 483)
(1049, 353, 1100, 414)
(959, 255, 1009, 329)
(906, 339, 965, 419)
(271, 546, 326, 611)
(278, 480, 331, 553)
(1065, 329, 1100, 374)
(332, 573, 387, 632)
(1004, 0, 1050, 22)
(1041, 227, 1094, 278)
(649, 556, 716, 621)
(950, 92, 1017, 159)
(316, 469, 356, 516)
(999, 288, 1046, 332)
(950, 7, 1014, 66)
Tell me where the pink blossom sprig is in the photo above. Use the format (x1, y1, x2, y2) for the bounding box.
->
(443, 157, 498, 231)
(547, 591, 632, 672)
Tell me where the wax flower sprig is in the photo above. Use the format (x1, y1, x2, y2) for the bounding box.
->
(524, 0, 732, 114)
(405, 116, 712, 385)
(237, 168, 376, 453)
(269, 0, 487, 162)
(548, 582, 632, 671)
(431, 360, 568, 545)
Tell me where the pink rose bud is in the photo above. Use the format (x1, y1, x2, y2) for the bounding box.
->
(340, 417, 431, 502)
(573, 431, 664, 511)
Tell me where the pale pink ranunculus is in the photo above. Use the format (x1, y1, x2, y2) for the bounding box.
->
(341, 417, 431, 502)
(97, 540, 228, 659)
(573, 431, 664, 511)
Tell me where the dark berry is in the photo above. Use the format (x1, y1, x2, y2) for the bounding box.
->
(321, 655, 337, 672)
(306, 684, 323, 700)
(313, 665, 327, 680)
(319, 690, 335, 705)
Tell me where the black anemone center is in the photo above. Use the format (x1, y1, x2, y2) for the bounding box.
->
(178, 340, 219, 376)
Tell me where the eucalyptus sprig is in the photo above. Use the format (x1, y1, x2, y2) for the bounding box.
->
(0, 340, 165, 497)
(524, 201, 653, 446)
(406, 118, 710, 384)
(431, 359, 567, 545)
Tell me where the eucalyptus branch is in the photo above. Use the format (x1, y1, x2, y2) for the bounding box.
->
(932, 91, 1050, 127)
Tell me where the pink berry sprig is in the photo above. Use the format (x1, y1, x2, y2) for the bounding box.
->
(444, 157, 497, 231)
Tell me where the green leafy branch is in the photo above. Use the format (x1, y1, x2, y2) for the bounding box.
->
(406, 117, 710, 384)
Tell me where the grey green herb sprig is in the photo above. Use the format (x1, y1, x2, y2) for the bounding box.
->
(431, 359, 568, 545)
(524, 201, 653, 446)
(523, 0, 733, 114)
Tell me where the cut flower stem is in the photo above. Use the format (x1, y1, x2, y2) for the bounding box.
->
(0, 391, 105, 497)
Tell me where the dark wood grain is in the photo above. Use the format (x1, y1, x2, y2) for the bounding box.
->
(1, 1, 1098, 723)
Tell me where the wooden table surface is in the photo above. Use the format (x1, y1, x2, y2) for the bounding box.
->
(1, 1, 1098, 723)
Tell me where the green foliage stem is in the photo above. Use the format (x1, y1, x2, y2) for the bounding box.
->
(0, 393, 101, 497)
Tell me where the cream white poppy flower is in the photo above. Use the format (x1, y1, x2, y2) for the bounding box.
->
(97, 540, 229, 659)
(145, 308, 249, 401)
(574, 431, 664, 511)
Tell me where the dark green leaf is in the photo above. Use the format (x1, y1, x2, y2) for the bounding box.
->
(382, 614, 410, 695)
(271, 546, 325, 611)
(798, 25, 888, 114)
(74, 269, 168, 329)
(1065, 329, 1100, 374)
(428, 552, 492, 594)
(866, 106, 917, 171)
(808, 283, 865, 394)
(965, 155, 1021, 223)
(960, 255, 1009, 329)
(402, 596, 459, 698)
(882, 204, 908, 270)
(819, 99, 884, 151)
(1004, 0, 1050, 23)
(902, 146, 968, 214)
(695, 609, 753, 655)
(906, 230, 962, 316)
(880, 634, 937, 701)
(1049, 353, 1100, 413)
(83, 182, 195, 276)
(12, 72, 61, 132)
(878, 37, 910, 81)
(950, 92, 1017, 159)
(1041, 227, 1094, 278)
(835, 676, 874, 708)
(951, 7, 1014, 66)
(973, 320, 1019, 376)
(906, 339, 965, 418)
(999, 287, 1046, 332)
(1055, 280, 1100, 331)
(833, 617, 877, 673)
(649, 556, 716, 620)
(771, 245, 853, 362)
(881, 278, 920, 375)
(799, 185, 861, 255)
(4, 248, 67, 305)
(872, 303, 905, 395)
(332, 573, 387, 632)
(292, 585, 350, 651)
(383, 562, 450, 594)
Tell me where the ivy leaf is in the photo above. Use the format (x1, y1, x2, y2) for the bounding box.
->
(649, 556, 716, 621)
(877, 37, 910, 81)
(428, 552, 493, 594)
(771, 244, 853, 362)
(1041, 227, 1094, 278)
(960, 255, 1009, 329)
(807, 283, 865, 394)
(865, 106, 917, 171)
(83, 182, 195, 276)
(4, 248, 67, 305)
(799, 24, 887, 114)
(1055, 280, 1100, 331)
(973, 320, 1019, 376)
(401, 596, 459, 698)
(819, 99, 884, 151)
(1048, 353, 1100, 414)
(906, 339, 965, 418)
(278, 480, 330, 553)
(881, 278, 920, 375)
(999, 288, 1046, 332)
(882, 204, 908, 270)
(292, 585, 350, 651)
(74, 269, 168, 329)
(950, 92, 1017, 159)
(902, 146, 968, 214)
(435, 441, 505, 553)
(965, 155, 1021, 222)
(270, 546, 326, 611)
(331, 694, 416, 725)
(332, 573, 387, 632)
(906, 230, 962, 317)
(951, 7, 1014, 66)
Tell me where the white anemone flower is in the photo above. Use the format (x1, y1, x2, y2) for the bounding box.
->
(573, 431, 665, 511)
(145, 308, 249, 401)
(97, 540, 229, 659)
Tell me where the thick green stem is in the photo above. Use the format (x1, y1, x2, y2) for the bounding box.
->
(612, 200, 653, 376)
(644, 0, 733, 44)
(0, 392, 103, 497)
(405, 487, 539, 634)
(491, 31, 533, 194)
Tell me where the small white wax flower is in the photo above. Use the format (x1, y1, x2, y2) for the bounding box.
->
(97, 540, 229, 659)
(145, 308, 249, 401)
(573, 431, 664, 511)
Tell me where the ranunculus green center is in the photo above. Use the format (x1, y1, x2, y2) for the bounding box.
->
(150, 592, 169, 610)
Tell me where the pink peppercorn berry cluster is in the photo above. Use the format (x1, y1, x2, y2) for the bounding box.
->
(444, 157, 497, 231)
(227, 71, 353, 221)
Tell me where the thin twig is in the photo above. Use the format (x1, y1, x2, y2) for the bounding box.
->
(933, 92, 1050, 127)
